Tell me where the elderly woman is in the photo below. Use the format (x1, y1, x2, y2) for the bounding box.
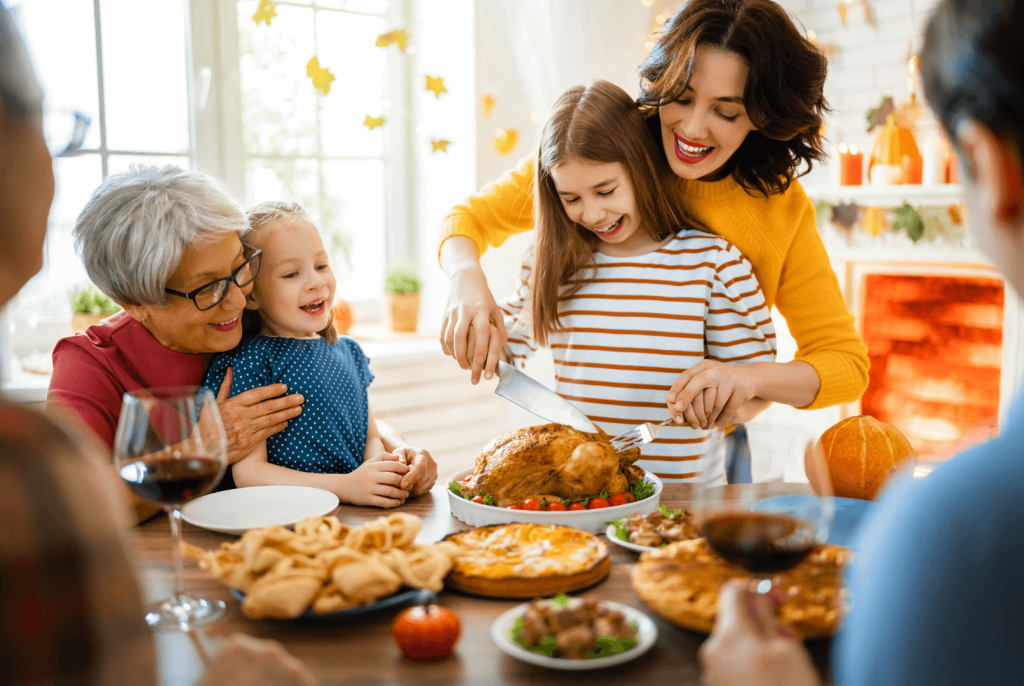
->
(0, 6, 317, 684)
(48, 166, 436, 522)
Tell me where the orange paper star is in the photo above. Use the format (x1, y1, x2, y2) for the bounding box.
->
(375, 29, 409, 52)
(431, 139, 451, 153)
(425, 75, 447, 99)
(306, 56, 336, 95)
(482, 94, 496, 118)
(252, 0, 277, 26)
(364, 115, 385, 130)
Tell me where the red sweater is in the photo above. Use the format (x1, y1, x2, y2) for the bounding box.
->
(47, 311, 209, 449)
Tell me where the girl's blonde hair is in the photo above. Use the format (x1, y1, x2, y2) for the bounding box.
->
(531, 80, 701, 346)
(243, 200, 339, 344)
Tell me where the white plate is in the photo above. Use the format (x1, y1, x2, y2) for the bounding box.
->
(447, 469, 663, 534)
(604, 524, 661, 554)
(490, 598, 657, 670)
(181, 485, 339, 534)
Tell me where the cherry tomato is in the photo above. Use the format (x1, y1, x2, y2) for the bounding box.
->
(522, 498, 541, 511)
(462, 474, 474, 482)
(608, 493, 629, 507)
(508, 504, 522, 510)
(624, 493, 636, 503)
(568, 502, 587, 511)
(588, 498, 610, 509)
(392, 604, 461, 662)
(547, 502, 567, 511)
(471, 495, 485, 504)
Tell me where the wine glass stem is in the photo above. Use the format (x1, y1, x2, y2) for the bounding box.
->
(168, 506, 186, 602)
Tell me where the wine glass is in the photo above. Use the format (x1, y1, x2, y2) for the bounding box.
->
(695, 429, 834, 594)
(113, 386, 228, 630)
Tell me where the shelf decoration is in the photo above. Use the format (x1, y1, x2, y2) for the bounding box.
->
(363, 115, 385, 130)
(869, 115, 919, 186)
(861, 207, 888, 236)
(831, 203, 860, 231)
(306, 56, 336, 95)
(892, 203, 925, 242)
(482, 93, 496, 119)
(431, 138, 451, 153)
(866, 96, 895, 133)
(375, 29, 409, 52)
(425, 75, 447, 99)
(494, 128, 518, 155)
(838, 143, 863, 186)
(837, 0, 876, 28)
(948, 202, 965, 225)
(252, 0, 277, 26)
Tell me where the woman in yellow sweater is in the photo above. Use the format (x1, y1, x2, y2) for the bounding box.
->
(440, 0, 869, 428)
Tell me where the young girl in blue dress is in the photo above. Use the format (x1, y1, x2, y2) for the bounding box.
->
(204, 202, 436, 508)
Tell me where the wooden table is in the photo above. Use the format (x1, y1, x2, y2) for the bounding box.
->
(134, 482, 830, 686)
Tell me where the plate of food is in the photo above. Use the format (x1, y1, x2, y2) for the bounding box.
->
(631, 538, 851, 639)
(183, 512, 458, 620)
(491, 594, 657, 670)
(447, 423, 661, 533)
(443, 522, 610, 598)
(605, 505, 701, 553)
(181, 485, 340, 535)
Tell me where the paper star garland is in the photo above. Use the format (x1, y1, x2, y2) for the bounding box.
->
(306, 56, 336, 96)
(425, 75, 447, 99)
(431, 139, 451, 153)
(375, 29, 410, 52)
(494, 128, 519, 155)
(252, 0, 277, 26)
(363, 115, 385, 130)
(482, 94, 496, 118)
(838, 2, 848, 26)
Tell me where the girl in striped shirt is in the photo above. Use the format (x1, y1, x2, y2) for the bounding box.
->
(499, 80, 776, 482)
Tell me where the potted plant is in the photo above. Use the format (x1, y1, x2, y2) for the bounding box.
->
(70, 284, 120, 332)
(384, 265, 422, 333)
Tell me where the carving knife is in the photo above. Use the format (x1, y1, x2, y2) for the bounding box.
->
(494, 360, 598, 433)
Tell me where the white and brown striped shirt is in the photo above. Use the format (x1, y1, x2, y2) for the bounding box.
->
(500, 229, 777, 482)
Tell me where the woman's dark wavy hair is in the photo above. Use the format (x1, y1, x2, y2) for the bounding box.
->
(920, 0, 1024, 172)
(638, 0, 829, 197)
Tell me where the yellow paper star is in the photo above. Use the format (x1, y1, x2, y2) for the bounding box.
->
(306, 56, 336, 96)
(252, 0, 277, 26)
(482, 94, 496, 119)
(425, 75, 447, 99)
(494, 128, 519, 155)
(837, 1, 848, 26)
(364, 115, 385, 130)
(431, 139, 451, 153)
(375, 29, 409, 52)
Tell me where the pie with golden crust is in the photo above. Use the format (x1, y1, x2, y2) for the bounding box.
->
(631, 538, 850, 639)
(444, 523, 610, 598)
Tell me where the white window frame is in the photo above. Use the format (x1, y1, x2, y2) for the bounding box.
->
(189, 0, 412, 322)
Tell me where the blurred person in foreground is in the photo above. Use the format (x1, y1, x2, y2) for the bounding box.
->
(0, 4, 316, 684)
(698, 1, 1024, 684)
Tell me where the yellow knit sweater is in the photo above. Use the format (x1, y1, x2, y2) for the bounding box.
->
(438, 156, 869, 410)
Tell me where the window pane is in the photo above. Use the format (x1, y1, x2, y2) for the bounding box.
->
(13, 0, 102, 150)
(322, 159, 384, 300)
(107, 155, 192, 176)
(238, 2, 318, 157)
(246, 158, 321, 218)
(317, 9, 386, 157)
(100, 0, 190, 153)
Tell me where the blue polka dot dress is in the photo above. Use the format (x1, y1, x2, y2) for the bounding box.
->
(204, 336, 373, 474)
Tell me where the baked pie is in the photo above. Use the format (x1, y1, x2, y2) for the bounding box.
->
(631, 538, 849, 639)
(444, 523, 610, 598)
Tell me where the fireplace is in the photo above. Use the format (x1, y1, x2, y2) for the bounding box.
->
(859, 273, 1004, 461)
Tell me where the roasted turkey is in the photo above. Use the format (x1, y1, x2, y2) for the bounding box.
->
(462, 423, 645, 507)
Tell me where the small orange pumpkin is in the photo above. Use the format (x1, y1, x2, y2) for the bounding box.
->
(332, 299, 353, 336)
(815, 415, 915, 500)
(869, 115, 920, 173)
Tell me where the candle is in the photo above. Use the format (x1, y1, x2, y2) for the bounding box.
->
(921, 136, 947, 185)
(948, 151, 960, 184)
(901, 154, 923, 184)
(838, 143, 864, 186)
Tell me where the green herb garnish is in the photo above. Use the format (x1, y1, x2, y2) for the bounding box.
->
(482, 494, 494, 506)
(511, 615, 639, 659)
(549, 593, 571, 608)
(629, 479, 656, 501)
(658, 504, 682, 517)
(448, 481, 463, 497)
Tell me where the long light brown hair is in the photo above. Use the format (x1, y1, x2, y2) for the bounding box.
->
(242, 201, 338, 345)
(531, 80, 698, 346)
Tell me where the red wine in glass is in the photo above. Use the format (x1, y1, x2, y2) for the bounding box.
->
(700, 512, 817, 574)
(119, 456, 223, 507)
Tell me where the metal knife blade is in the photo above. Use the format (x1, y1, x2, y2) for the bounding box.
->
(494, 360, 597, 433)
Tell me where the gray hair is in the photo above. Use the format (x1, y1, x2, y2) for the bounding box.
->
(74, 165, 248, 306)
(0, 4, 44, 121)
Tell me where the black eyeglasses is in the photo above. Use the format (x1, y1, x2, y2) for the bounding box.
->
(164, 244, 262, 311)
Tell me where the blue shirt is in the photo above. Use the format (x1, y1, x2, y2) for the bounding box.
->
(204, 336, 374, 474)
(835, 391, 1024, 685)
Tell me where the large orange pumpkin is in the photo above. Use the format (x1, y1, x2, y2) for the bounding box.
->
(332, 299, 353, 336)
(815, 415, 915, 500)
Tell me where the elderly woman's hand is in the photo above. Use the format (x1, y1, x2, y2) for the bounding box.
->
(217, 367, 304, 464)
(699, 580, 821, 686)
(392, 445, 438, 497)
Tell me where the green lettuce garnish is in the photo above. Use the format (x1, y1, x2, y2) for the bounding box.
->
(658, 504, 682, 517)
(482, 494, 494, 506)
(607, 518, 630, 543)
(448, 481, 462, 497)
